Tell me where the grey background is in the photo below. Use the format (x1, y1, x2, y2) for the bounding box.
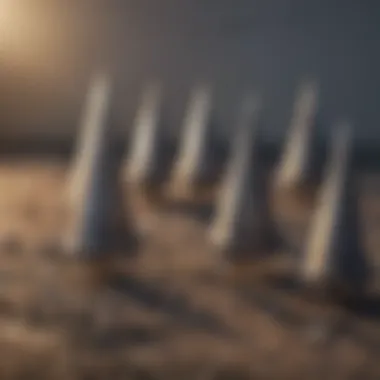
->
(0, 1, 379, 146)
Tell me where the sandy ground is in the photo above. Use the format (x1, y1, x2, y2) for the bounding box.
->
(0, 160, 379, 379)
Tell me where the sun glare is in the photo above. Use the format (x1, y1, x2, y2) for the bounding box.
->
(0, 1, 49, 66)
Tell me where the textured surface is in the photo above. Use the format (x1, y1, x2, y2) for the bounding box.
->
(0, 160, 380, 378)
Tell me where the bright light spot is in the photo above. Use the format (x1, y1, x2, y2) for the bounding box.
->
(0, 1, 51, 68)
(0, 1, 27, 52)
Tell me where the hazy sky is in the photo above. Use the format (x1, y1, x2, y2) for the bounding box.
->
(0, 1, 379, 143)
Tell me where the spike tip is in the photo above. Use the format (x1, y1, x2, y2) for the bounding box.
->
(170, 84, 215, 196)
(300, 123, 369, 296)
(275, 81, 319, 191)
(64, 71, 134, 258)
(124, 83, 166, 187)
(209, 96, 278, 258)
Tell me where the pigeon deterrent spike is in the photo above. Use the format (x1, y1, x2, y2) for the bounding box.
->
(124, 82, 165, 186)
(275, 81, 319, 191)
(209, 96, 278, 258)
(68, 71, 111, 203)
(64, 71, 134, 257)
(170, 84, 214, 193)
(300, 123, 369, 296)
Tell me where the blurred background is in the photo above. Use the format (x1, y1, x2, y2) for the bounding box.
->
(0, 0, 379, 147)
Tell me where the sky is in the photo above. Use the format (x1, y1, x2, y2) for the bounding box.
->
(0, 1, 379, 144)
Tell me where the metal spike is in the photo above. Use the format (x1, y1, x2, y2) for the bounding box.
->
(275, 81, 319, 191)
(300, 123, 369, 296)
(170, 84, 214, 195)
(64, 71, 134, 258)
(68, 72, 111, 202)
(209, 96, 278, 258)
(124, 82, 165, 186)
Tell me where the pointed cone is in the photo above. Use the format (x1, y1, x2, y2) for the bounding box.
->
(209, 96, 278, 258)
(68, 72, 111, 202)
(124, 82, 166, 186)
(170, 84, 215, 195)
(275, 81, 319, 191)
(300, 123, 369, 296)
(64, 71, 134, 258)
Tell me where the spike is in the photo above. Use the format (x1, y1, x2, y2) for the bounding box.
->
(300, 123, 369, 296)
(124, 82, 166, 187)
(170, 84, 215, 197)
(64, 71, 134, 258)
(275, 81, 319, 192)
(67, 72, 111, 202)
(209, 96, 278, 259)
